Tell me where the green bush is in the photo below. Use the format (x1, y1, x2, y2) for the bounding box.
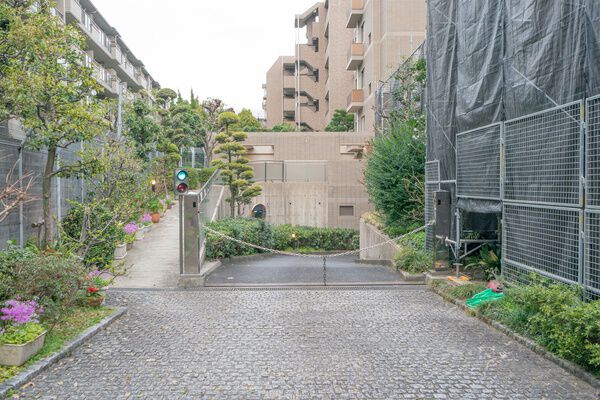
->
(0, 244, 87, 325)
(205, 218, 273, 259)
(61, 202, 124, 269)
(188, 167, 218, 189)
(446, 283, 488, 300)
(205, 219, 359, 259)
(272, 225, 358, 251)
(478, 280, 600, 374)
(393, 245, 431, 274)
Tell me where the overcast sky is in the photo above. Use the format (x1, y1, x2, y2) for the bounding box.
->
(96, 0, 317, 117)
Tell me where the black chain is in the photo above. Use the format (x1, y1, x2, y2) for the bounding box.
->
(323, 256, 327, 286)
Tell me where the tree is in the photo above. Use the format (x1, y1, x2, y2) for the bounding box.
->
(271, 123, 296, 132)
(325, 110, 354, 132)
(0, 161, 35, 223)
(0, 1, 109, 247)
(168, 100, 204, 149)
(124, 99, 161, 159)
(234, 109, 261, 132)
(212, 115, 261, 217)
(201, 98, 226, 164)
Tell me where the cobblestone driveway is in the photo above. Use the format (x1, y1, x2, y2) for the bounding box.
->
(19, 287, 597, 399)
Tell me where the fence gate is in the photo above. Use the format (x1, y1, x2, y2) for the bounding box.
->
(586, 95, 600, 297)
(502, 100, 585, 288)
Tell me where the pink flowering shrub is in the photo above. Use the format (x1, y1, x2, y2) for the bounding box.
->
(140, 213, 152, 224)
(1, 300, 42, 326)
(123, 222, 139, 235)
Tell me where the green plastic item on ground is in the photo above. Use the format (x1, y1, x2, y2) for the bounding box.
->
(466, 288, 504, 309)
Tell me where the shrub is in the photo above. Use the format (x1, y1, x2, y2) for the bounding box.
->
(205, 219, 359, 259)
(364, 118, 425, 236)
(393, 245, 431, 274)
(272, 225, 359, 251)
(61, 201, 123, 269)
(478, 280, 600, 374)
(0, 245, 87, 325)
(205, 218, 273, 259)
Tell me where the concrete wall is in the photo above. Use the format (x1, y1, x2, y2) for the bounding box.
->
(239, 132, 373, 229)
(359, 218, 400, 261)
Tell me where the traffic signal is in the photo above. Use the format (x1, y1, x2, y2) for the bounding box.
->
(174, 169, 189, 195)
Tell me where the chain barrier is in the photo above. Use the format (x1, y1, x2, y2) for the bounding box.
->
(201, 222, 433, 286)
(200, 222, 434, 259)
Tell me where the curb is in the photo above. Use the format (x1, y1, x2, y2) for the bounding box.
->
(0, 307, 127, 398)
(428, 285, 600, 390)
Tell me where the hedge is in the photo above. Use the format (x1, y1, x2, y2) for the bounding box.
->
(205, 218, 359, 259)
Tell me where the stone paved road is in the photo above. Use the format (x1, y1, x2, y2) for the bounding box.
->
(19, 288, 597, 399)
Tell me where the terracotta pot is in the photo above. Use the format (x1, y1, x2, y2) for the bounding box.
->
(151, 212, 161, 223)
(88, 295, 105, 308)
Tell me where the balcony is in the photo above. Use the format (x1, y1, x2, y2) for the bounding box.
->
(347, 89, 364, 112)
(283, 97, 296, 113)
(64, 0, 83, 24)
(346, 0, 364, 29)
(92, 62, 118, 97)
(346, 42, 365, 70)
(283, 75, 296, 91)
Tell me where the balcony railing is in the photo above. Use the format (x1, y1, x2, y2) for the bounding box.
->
(346, 42, 365, 70)
(346, 0, 364, 29)
(347, 89, 365, 112)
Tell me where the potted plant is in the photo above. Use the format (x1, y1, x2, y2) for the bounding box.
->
(84, 270, 111, 308)
(140, 213, 153, 235)
(165, 195, 174, 210)
(159, 199, 167, 217)
(148, 197, 162, 223)
(122, 222, 138, 252)
(0, 300, 46, 366)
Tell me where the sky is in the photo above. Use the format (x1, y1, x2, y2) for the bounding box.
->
(96, 0, 318, 117)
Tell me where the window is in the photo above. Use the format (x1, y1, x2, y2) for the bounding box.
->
(339, 205, 355, 217)
(368, 33, 372, 45)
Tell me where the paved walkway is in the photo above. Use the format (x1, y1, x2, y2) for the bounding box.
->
(111, 204, 180, 289)
(18, 288, 597, 399)
(205, 255, 405, 286)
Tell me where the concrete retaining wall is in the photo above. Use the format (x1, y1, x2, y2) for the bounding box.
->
(359, 218, 400, 261)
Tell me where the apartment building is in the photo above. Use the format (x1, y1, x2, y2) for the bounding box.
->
(263, 1, 354, 131)
(346, 0, 426, 133)
(54, 0, 159, 101)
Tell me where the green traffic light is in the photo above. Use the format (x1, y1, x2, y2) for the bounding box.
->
(177, 170, 188, 181)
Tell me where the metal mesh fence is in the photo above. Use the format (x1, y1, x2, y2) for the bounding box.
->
(456, 123, 501, 200)
(585, 211, 600, 298)
(425, 161, 440, 250)
(587, 95, 600, 209)
(0, 142, 86, 249)
(503, 203, 580, 285)
(504, 101, 583, 206)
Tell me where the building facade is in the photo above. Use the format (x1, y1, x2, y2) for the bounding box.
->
(346, 0, 426, 133)
(54, 0, 159, 101)
(263, 1, 355, 132)
(242, 132, 372, 229)
(263, 0, 426, 134)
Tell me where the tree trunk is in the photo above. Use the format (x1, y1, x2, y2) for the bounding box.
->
(42, 145, 57, 248)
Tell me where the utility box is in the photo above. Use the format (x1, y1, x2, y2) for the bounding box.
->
(434, 190, 451, 239)
(180, 192, 201, 275)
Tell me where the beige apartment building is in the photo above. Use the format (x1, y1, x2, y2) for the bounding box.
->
(2, 0, 158, 142)
(55, 0, 159, 101)
(242, 132, 372, 229)
(346, 0, 426, 133)
(263, 1, 355, 131)
(264, 0, 426, 134)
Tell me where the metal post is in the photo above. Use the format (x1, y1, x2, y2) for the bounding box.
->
(191, 147, 196, 169)
(179, 196, 184, 275)
(18, 144, 24, 248)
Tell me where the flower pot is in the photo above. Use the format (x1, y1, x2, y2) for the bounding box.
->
(126, 242, 134, 251)
(167, 203, 173, 210)
(114, 243, 127, 260)
(144, 224, 152, 234)
(135, 229, 145, 241)
(151, 212, 161, 223)
(87, 295, 105, 308)
(0, 331, 47, 366)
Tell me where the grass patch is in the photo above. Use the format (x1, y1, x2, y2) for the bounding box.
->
(0, 307, 114, 383)
(445, 283, 488, 300)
